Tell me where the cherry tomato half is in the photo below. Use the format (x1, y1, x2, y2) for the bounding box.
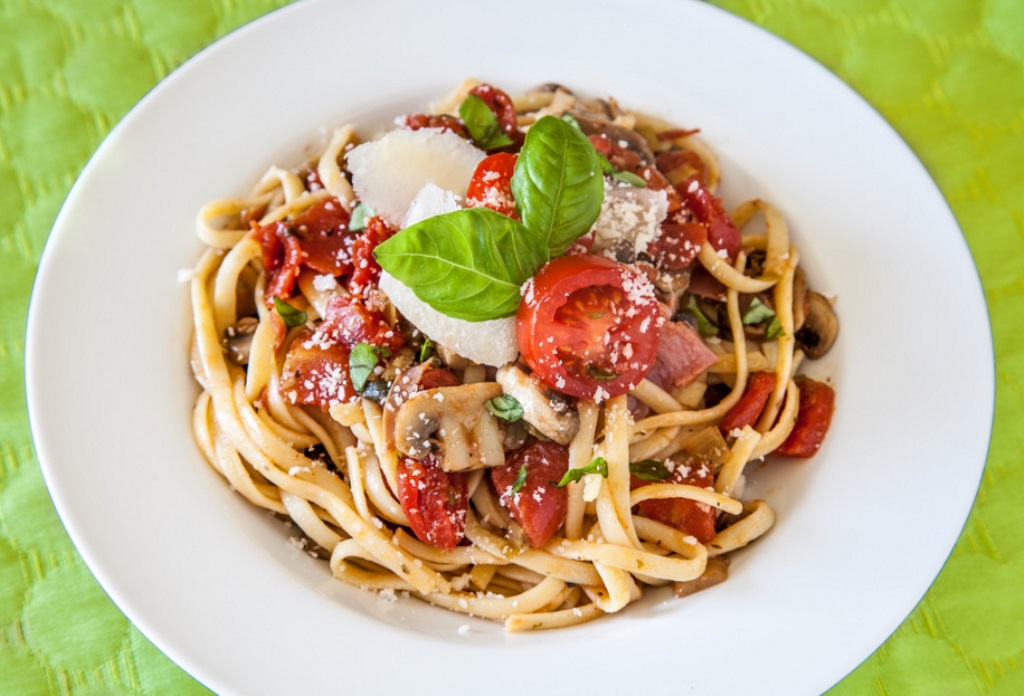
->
(516, 255, 662, 400)
(491, 439, 569, 547)
(466, 153, 518, 219)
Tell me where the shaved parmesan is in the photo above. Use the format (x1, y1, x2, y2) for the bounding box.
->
(403, 182, 463, 228)
(379, 271, 518, 367)
(591, 180, 669, 260)
(346, 128, 484, 228)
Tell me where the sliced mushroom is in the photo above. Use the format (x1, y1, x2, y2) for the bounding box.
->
(495, 364, 579, 446)
(795, 291, 838, 359)
(221, 316, 259, 365)
(792, 267, 808, 332)
(673, 556, 730, 598)
(392, 382, 506, 472)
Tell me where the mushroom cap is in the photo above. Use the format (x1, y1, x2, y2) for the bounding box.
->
(796, 291, 838, 359)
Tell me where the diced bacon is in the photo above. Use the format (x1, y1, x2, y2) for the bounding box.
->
(644, 310, 719, 390)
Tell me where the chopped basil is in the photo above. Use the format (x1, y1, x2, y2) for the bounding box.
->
(459, 93, 514, 150)
(743, 297, 776, 325)
(418, 337, 434, 363)
(272, 296, 307, 328)
(510, 464, 529, 494)
(485, 394, 524, 422)
(743, 297, 785, 339)
(686, 296, 718, 337)
(586, 364, 618, 381)
(597, 152, 647, 188)
(554, 456, 608, 488)
(349, 202, 374, 232)
(349, 342, 382, 392)
(630, 459, 672, 482)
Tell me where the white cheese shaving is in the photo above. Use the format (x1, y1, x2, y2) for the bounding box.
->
(402, 182, 463, 228)
(378, 271, 518, 367)
(591, 180, 669, 259)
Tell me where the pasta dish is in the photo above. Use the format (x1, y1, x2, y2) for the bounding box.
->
(188, 80, 837, 630)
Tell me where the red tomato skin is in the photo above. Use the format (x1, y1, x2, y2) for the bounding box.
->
(280, 329, 356, 409)
(263, 234, 303, 303)
(491, 440, 569, 547)
(645, 221, 707, 270)
(718, 372, 777, 435)
(289, 198, 353, 276)
(631, 457, 717, 543)
(402, 113, 468, 137)
(347, 215, 396, 293)
(397, 454, 469, 550)
(319, 295, 405, 353)
(677, 177, 741, 260)
(466, 153, 518, 219)
(516, 255, 662, 400)
(469, 84, 521, 145)
(776, 378, 836, 458)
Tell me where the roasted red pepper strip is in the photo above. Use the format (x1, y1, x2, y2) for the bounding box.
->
(718, 372, 777, 436)
(678, 177, 741, 260)
(776, 378, 836, 457)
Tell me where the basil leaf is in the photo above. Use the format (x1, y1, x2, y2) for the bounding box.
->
(560, 113, 582, 131)
(686, 296, 718, 337)
(630, 459, 671, 482)
(512, 115, 604, 258)
(418, 337, 434, 363)
(374, 207, 548, 322)
(459, 93, 514, 150)
(743, 297, 776, 326)
(586, 364, 618, 381)
(349, 202, 374, 232)
(349, 342, 381, 392)
(766, 316, 784, 340)
(554, 456, 608, 488)
(272, 296, 307, 328)
(510, 465, 529, 494)
(596, 152, 647, 188)
(485, 394, 524, 422)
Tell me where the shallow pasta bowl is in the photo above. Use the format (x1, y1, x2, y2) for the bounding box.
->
(25, 0, 993, 694)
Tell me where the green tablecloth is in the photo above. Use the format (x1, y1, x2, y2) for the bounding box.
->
(2, 0, 1020, 693)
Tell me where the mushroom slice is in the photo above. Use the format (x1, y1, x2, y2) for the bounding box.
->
(221, 316, 259, 366)
(795, 291, 839, 359)
(392, 382, 506, 472)
(495, 364, 579, 446)
(568, 109, 655, 165)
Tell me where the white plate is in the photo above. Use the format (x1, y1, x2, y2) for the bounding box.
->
(26, 0, 993, 694)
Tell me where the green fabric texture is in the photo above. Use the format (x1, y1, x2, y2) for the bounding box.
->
(1, 0, 1020, 693)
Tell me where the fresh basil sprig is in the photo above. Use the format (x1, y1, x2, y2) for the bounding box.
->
(349, 342, 384, 392)
(459, 94, 515, 150)
(485, 394, 524, 422)
(511, 115, 605, 258)
(629, 459, 672, 482)
(374, 207, 548, 322)
(273, 296, 307, 328)
(510, 464, 529, 494)
(554, 456, 608, 488)
(418, 337, 434, 363)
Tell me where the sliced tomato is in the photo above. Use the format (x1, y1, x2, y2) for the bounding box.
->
(396, 453, 469, 550)
(718, 371, 777, 436)
(631, 456, 717, 543)
(677, 177, 741, 260)
(280, 328, 355, 409)
(491, 440, 569, 547)
(645, 221, 707, 270)
(261, 233, 303, 304)
(288, 198, 353, 276)
(517, 255, 662, 400)
(469, 83, 521, 145)
(319, 295, 404, 353)
(466, 153, 518, 219)
(776, 378, 835, 458)
(347, 215, 397, 294)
